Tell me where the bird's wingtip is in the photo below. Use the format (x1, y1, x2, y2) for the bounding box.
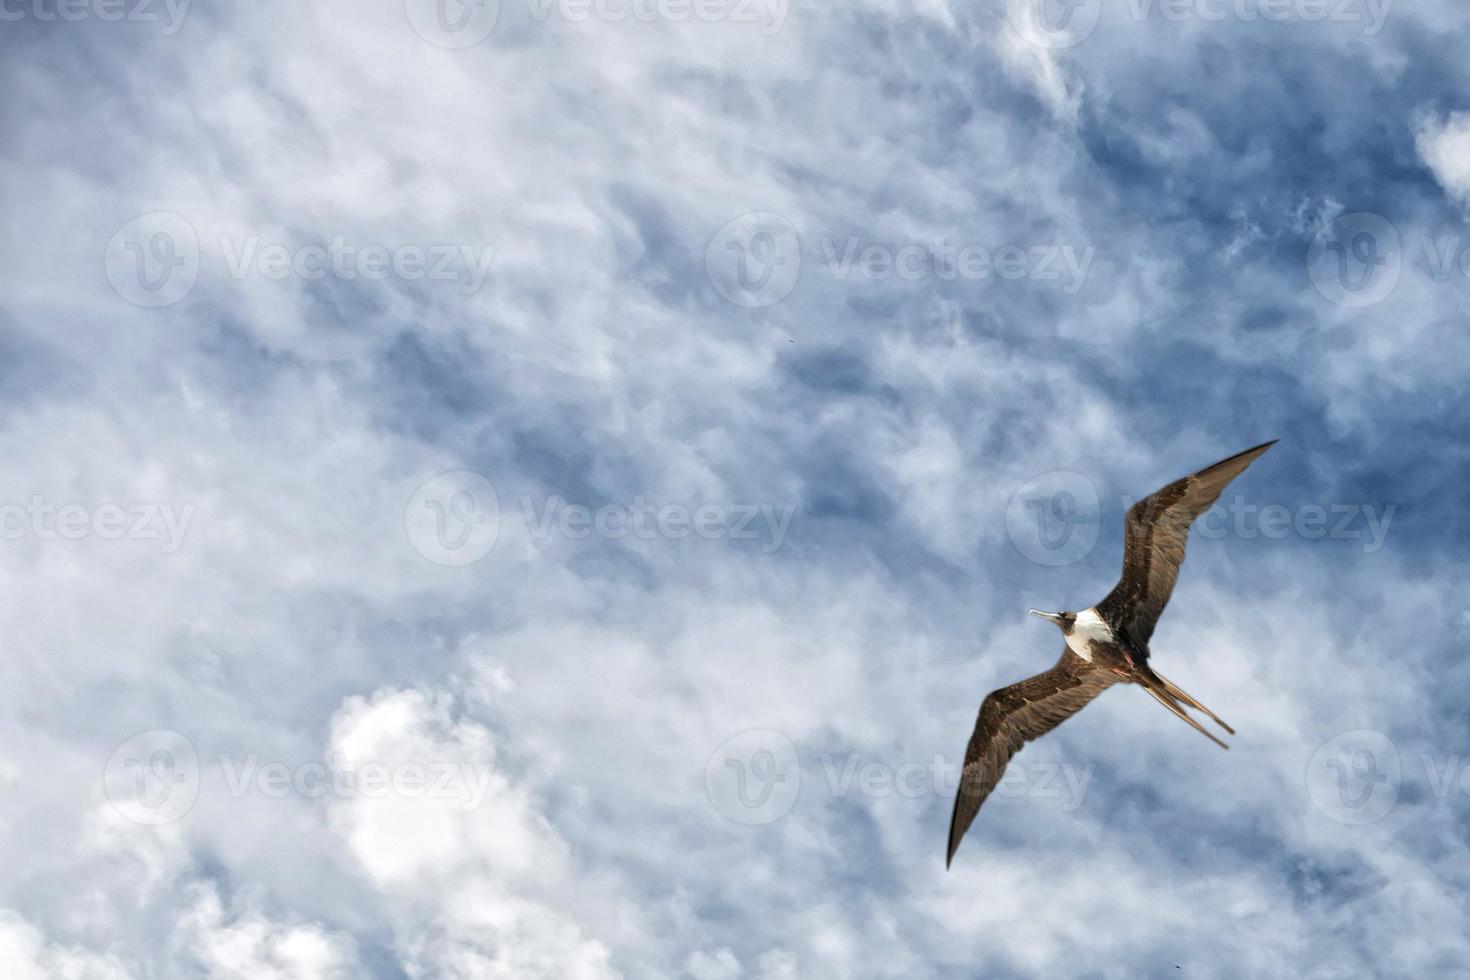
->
(1218, 438, 1279, 467)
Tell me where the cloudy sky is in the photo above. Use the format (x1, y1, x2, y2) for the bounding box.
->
(2, 0, 1470, 977)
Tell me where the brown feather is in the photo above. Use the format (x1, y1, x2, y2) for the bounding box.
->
(1134, 669, 1229, 750)
(1097, 440, 1277, 646)
(946, 648, 1117, 867)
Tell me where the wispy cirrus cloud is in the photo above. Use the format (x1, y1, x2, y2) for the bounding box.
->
(2, 1, 1469, 977)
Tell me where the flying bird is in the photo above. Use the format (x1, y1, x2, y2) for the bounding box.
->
(946, 440, 1277, 868)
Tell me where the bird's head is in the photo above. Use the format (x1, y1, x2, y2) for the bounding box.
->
(1028, 609, 1077, 634)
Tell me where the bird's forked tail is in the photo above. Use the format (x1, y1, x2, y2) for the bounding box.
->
(1134, 668, 1233, 750)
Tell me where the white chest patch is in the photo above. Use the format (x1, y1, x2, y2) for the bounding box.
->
(1065, 608, 1114, 663)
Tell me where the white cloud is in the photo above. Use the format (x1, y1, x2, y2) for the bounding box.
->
(0, 911, 132, 980)
(326, 688, 618, 979)
(998, 29, 1084, 122)
(172, 886, 359, 980)
(1416, 110, 1470, 205)
(2, 1, 1469, 977)
(687, 947, 742, 980)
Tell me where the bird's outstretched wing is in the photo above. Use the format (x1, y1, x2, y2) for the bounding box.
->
(946, 648, 1117, 867)
(1097, 440, 1277, 647)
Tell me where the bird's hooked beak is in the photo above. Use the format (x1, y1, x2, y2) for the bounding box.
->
(1029, 609, 1066, 626)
